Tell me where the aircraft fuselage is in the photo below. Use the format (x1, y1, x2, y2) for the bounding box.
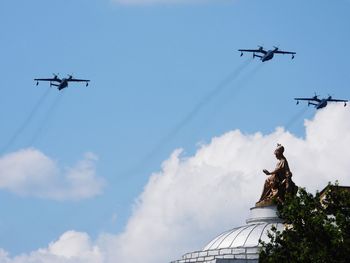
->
(50, 79, 68, 90)
(59, 79, 68, 90)
(261, 50, 274, 62)
(316, 100, 327, 109)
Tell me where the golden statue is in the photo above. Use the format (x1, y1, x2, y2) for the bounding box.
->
(256, 144, 297, 207)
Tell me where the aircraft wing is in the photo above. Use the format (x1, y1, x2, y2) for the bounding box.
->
(34, 78, 60, 82)
(67, 78, 90, 82)
(274, 50, 296, 55)
(238, 49, 266, 54)
(329, 98, 348, 102)
(294, 97, 320, 102)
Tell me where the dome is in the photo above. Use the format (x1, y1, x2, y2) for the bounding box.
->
(203, 221, 284, 251)
(171, 206, 284, 263)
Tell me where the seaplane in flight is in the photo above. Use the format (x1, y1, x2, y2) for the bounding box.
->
(294, 94, 348, 109)
(238, 46, 296, 62)
(34, 74, 90, 91)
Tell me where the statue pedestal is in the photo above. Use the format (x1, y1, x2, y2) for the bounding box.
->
(246, 205, 283, 224)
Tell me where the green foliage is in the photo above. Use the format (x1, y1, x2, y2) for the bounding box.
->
(259, 183, 350, 263)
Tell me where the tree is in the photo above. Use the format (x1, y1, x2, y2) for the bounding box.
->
(259, 183, 350, 263)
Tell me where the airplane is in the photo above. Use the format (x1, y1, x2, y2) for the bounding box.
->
(34, 74, 90, 91)
(294, 94, 348, 109)
(238, 46, 296, 62)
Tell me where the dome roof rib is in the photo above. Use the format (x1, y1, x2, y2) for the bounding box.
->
(242, 223, 260, 247)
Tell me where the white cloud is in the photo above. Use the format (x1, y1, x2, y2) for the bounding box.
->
(1, 105, 350, 263)
(0, 231, 103, 263)
(0, 150, 105, 200)
(113, 0, 217, 6)
(100, 104, 350, 263)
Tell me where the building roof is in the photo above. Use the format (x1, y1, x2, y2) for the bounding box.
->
(171, 206, 284, 263)
(203, 222, 284, 251)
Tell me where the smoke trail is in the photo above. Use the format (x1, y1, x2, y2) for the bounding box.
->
(123, 59, 253, 177)
(230, 61, 265, 94)
(1, 88, 51, 153)
(28, 91, 65, 147)
(284, 105, 309, 130)
(155, 59, 253, 144)
(202, 62, 265, 126)
(183, 62, 265, 145)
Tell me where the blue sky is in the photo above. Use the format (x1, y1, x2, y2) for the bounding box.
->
(0, 0, 350, 262)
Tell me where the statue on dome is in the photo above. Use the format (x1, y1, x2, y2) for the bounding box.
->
(256, 144, 298, 207)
